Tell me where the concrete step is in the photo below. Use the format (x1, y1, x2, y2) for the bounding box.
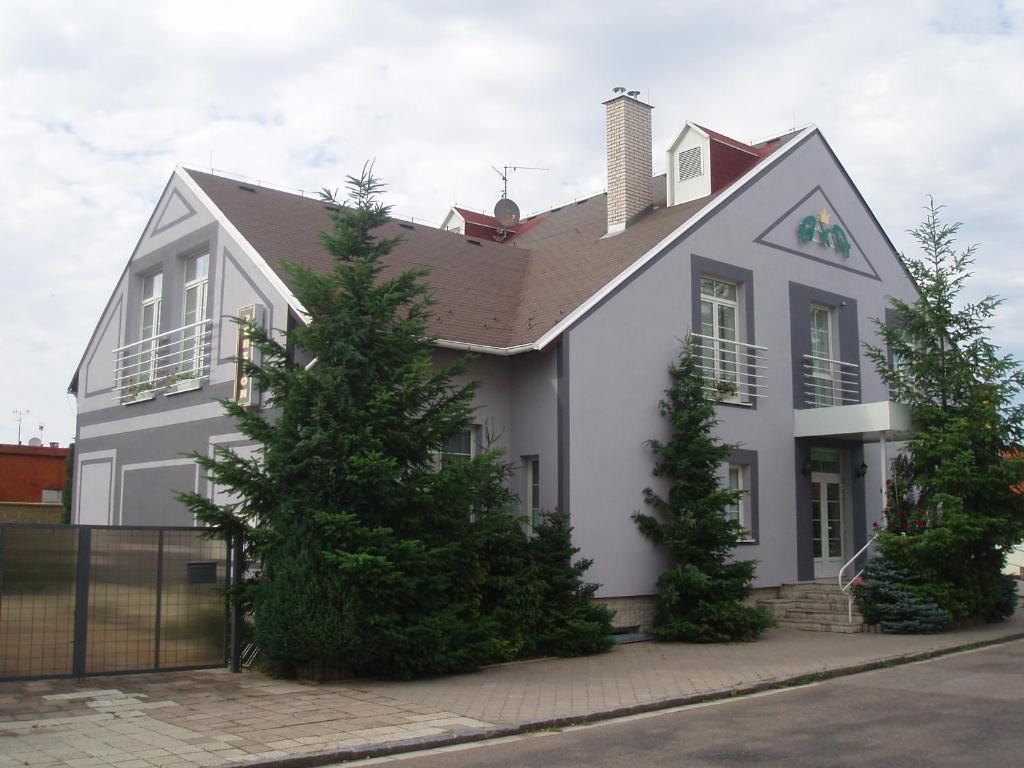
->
(763, 595, 859, 610)
(778, 583, 847, 597)
(782, 609, 865, 625)
(776, 621, 866, 634)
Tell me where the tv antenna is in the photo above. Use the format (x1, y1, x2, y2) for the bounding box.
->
(491, 164, 549, 200)
(12, 409, 29, 445)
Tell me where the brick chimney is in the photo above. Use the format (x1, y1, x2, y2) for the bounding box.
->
(604, 87, 653, 235)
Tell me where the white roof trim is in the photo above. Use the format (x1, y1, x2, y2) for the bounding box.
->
(176, 165, 308, 319)
(532, 124, 819, 351)
(666, 121, 707, 152)
(436, 338, 534, 357)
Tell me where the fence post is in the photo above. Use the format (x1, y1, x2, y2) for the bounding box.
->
(228, 532, 243, 673)
(154, 530, 164, 669)
(72, 528, 92, 678)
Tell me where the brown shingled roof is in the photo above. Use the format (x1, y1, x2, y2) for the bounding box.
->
(186, 131, 794, 350)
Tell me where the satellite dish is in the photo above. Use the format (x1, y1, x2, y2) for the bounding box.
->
(28, 437, 42, 446)
(494, 198, 521, 228)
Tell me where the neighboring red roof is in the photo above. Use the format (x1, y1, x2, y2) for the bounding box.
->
(0, 443, 69, 503)
(453, 206, 542, 243)
(185, 125, 797, 350)
(454, 207, 502, 228)
(695, 125, 763, 156)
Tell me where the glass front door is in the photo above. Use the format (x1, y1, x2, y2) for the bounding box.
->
(810, 449, 844, 578)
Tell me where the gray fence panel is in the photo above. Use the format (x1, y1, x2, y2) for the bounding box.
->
(0, 524, 227, 681)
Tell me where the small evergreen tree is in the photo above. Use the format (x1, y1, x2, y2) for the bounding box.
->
(529, 510, 615, 656)
(632, 337, 773, 642)
(866, 199, 1024, 623)
(853, 550, 950, 634)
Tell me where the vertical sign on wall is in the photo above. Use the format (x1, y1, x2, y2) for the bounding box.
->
(234, 304, 263, 407)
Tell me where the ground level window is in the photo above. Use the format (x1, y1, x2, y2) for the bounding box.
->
(727, 463, 753, 541)
(439, 429, 475, 467)
(524, 456, 540, 529)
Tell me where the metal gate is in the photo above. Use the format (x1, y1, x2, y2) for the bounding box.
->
(0, 524, 229, 681)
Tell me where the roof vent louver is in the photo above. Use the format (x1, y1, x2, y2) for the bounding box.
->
(677, 147, 702, 181)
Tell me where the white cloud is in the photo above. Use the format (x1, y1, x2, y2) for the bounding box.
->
(1, 0, 1023, 444)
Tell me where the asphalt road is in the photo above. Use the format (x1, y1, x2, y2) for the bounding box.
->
(355, 639, 1024, 767)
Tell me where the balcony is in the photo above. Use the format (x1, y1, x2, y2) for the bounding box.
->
(113, 320, 212, 404)
(692, 334, 767, 404)
(801, 354, 859, 408)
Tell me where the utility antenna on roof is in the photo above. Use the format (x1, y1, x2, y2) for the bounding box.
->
(490, 164, 549, 200)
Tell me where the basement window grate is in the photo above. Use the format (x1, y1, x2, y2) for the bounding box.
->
(678, 147, 702, 181)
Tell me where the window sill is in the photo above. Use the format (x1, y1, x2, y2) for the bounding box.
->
(164, 379, 202, 396)
(714, 398, 755, 409)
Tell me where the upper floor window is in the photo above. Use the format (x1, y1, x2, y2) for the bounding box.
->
(809, 304, 836, 407)
(699, 277, 740, 399)
(139, 272, 163, 386)
(180, 253, 210, 380)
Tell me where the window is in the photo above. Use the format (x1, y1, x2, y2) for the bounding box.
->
(699, 277, 739, 398)
(41, 488, 62, 503)
(138, 272, 163, 387)
(179, 252, 209, 381)
(525, 456, 541, 529)
(439, 428, 475, 467)
(727, 464, 753, 541)
(809, 304, 835, 407)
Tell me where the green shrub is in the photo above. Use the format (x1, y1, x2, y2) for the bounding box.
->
(854, 551, 950, 633)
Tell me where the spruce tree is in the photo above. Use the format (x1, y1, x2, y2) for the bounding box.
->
(180, 165, 512, 678)
(866, 198, 1024, 622)
(632, 337, 773, 642)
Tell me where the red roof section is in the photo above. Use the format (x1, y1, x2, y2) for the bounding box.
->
(452, 206, 544, 243)
(0, 443, 69, 503)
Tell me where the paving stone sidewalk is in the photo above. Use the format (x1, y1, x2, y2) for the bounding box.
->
(2, 614, 1023, 768)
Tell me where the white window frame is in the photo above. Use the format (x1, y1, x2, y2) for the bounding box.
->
(525, 456, 541, 530)
(809, 303, 836, 407)
(438, 427, 477, 468)
(137, 272, 163, 391)
(178, 252, 210, 386)
(727, 463, 753, 542)
(699, 276, 741, 400)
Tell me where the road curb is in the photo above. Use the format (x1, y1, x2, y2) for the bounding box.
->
(225, 630, 1024, 768)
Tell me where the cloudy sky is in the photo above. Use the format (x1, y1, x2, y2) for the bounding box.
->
(1, 0, 1022, 445)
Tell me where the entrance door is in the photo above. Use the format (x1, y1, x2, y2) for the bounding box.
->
(810, 449, 844, 578)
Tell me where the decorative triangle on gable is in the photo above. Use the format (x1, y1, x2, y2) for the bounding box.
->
(151, 188, 196, 236)
(754, 186, 880, 281)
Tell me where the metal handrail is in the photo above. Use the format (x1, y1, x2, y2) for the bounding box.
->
(113, 318, 212, 356)
(694, 334, 768, 402)
(692, 333, 768, 352)
(802, 354, 860, 408)
(803, 353, 859, 368)
(838, 532, 879, 623)
(113, 319, 213, 402)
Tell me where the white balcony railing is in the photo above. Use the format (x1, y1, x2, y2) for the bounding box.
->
(113, 319, 213, 404)
(692, 334, 767, 404)
(802, 354, 859, 408)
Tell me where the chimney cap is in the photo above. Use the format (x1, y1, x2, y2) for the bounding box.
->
(612, 86, 626, 95)
(627, 90, 640, 98)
